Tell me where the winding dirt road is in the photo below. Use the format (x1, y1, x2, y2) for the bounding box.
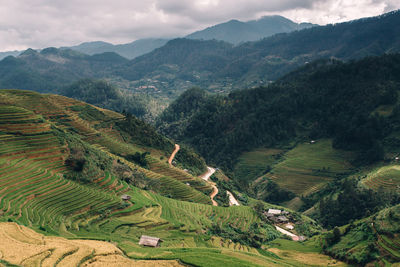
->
(168, 144, 180, 167)
(200, 167, 218, 206)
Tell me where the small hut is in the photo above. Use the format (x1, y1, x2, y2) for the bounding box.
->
(139, 235, 163, 247)
(267, 209, 282, 216)
(121, 194, 131, 201)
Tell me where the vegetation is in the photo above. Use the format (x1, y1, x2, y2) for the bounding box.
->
(318, 179, 400, 228)
(1, 90, 331, 266)
(322, 204, 400, 265)
(1, 11, 400, 111)
(158, 54, 400, 183)
(63, 79, 158, 119)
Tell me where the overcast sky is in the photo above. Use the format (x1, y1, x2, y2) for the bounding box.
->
(1, 0, 399, 51)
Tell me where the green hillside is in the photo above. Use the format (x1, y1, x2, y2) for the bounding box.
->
(0, 89, 343, 266)
(321, 204, 400, 265)
(158, 53, 400, 173)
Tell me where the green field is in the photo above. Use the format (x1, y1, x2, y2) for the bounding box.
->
(362, 165, 400, 192)
(0, 89, 352, 266)
(263, 139, 354, 196)
(234, 148, 283, 184)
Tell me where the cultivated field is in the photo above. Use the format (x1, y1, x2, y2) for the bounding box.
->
(362, 165, 400, 191)
(263, 140, 354, 196)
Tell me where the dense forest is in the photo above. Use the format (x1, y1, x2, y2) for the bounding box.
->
(157, 54, 400, 170)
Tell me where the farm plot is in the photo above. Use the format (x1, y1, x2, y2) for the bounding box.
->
(264, 139, 354, 196)
(362, 165, 400, 191)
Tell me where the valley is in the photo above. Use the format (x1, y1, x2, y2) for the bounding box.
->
(0, 6, 400, 267)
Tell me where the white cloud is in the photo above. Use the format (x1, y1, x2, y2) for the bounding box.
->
(0, 0, 399, 51)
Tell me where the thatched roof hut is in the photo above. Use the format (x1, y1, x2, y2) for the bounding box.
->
(139, 235, 162, 247)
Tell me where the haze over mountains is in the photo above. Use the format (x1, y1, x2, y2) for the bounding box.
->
(0, 15, 313, 61)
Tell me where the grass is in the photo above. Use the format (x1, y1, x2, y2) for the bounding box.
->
(0, 89, 347, 266)
(234, 148, 283, 184)
(263, 139, 354, 196)
(362, 165, 400, 192)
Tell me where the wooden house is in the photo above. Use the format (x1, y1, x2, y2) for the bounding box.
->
(139, 235, 163, 247)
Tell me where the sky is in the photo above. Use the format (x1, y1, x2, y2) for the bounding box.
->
(0, 0, 399, 51)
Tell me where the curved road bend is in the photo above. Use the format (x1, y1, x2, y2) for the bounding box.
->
(200, 167, 218, 206)
(168, 144, 180, 167)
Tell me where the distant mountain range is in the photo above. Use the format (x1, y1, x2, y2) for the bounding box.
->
(1, 10, 400, 100)
(186, 15, 316, 44)
(0, 15, 315, 60)
(61, 38, 170, 59)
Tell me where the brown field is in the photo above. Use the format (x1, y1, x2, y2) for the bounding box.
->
(0, 222, 183, 267)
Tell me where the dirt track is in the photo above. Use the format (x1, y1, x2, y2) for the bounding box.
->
(168, 144, 180, 166)
(200, 167, 218, 206)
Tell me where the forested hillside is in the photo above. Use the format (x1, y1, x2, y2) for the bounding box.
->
(158, 54, 400, 169)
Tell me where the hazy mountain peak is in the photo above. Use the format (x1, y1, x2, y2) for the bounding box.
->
(19, 48, 38, 57)
(186, 15, 317, 44)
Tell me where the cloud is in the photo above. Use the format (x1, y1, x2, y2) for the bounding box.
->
(0, 0, 399, 51)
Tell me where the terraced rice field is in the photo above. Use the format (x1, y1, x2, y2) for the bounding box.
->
(234, 148, 283, 183)
(362, 165, 400, 191)
(104, 151, 213, 205)
(151, 193, 259, 232)
(264, 139, 353, 196)
(149, 159, 213, 194)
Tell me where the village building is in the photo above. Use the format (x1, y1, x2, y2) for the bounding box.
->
(267, 209, 282, 216)
(139, 235, 163, 247)
(121, 194, 131, 201)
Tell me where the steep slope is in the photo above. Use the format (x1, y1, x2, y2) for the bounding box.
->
(187, 15, 316, 45)
(0, 89, 338, 266)
(320, 204, 400, 265)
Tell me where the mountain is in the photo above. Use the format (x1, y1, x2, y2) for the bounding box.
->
(64, 38, 170, 59)
(115, 10, 400, 96)
(186, 15, 316, 44)
(1, 10, 400, 116)
(0, 50, 20, 60)
(0, 47, 128, 92)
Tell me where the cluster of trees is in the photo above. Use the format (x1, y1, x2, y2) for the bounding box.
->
(63, 79, 152, 119)
(318, 179, 400, 228)
(116, 113, 207, 175)
(253, 178, 295, 204)
(209, 222, 279, 248)
(59, 130, 111, 183)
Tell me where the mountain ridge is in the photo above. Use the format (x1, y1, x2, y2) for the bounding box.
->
(186, 15, 317, 44)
